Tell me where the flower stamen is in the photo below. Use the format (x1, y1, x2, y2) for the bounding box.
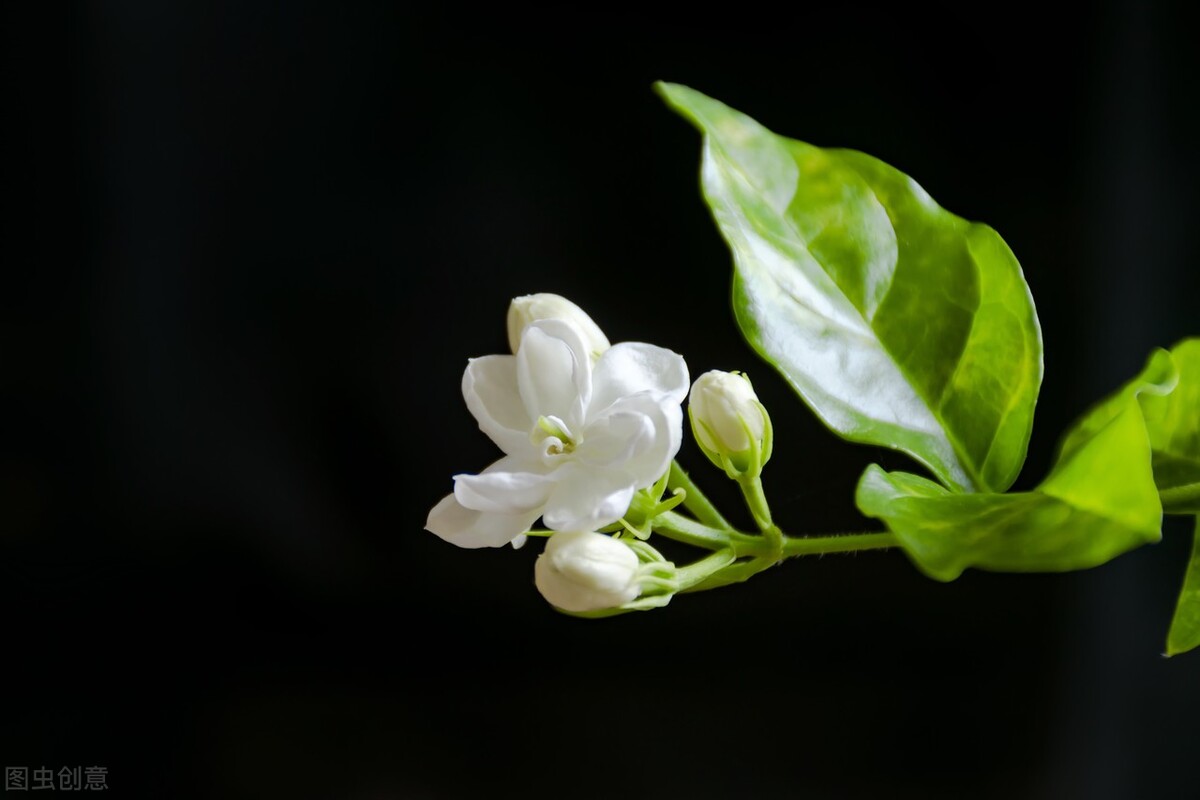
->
(535, 415, 577, 455)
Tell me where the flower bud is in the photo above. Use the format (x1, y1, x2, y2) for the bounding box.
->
(688, 370, 773, 478)
(534, 531, 641, 612)
(507, 293, 611, 358)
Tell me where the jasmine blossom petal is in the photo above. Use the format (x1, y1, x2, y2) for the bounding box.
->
(589, 341, 690, 415)
(586, 393, 682, 486)
(516, 320, 592, 428)
(573, 408, 656, 469)
(453, 460, 553, 514)
(425, 493, 542, 549)
(540, 465, 637, 531)
(462, 355, 529, 454)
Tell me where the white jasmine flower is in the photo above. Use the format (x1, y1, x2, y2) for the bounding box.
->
(689, 370, 772, 477)
(426, 317, 688, 548)
(506, 293, 611, 358)
(534, 531, 642, 612)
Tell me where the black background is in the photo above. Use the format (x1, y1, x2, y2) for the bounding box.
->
(4, 3, 1199, 798)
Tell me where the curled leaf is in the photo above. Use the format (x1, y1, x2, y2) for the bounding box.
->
(856, 350, 1174, 580)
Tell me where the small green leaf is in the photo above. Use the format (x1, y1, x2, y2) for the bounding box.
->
(1141, 338, 1200, 514)
(1166, 518, 1200, 656)
(855, 350, 1174, 580)
(658, 82, 1042, 493)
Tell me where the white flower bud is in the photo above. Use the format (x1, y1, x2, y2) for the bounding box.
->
(507, 293, 611, 358)
(534, 531, 641, 612)
(688, 370, 772, 478)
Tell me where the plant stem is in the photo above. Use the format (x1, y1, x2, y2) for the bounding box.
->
(1160, 482, 1200, 511)
(654, 511, 896, 559)
(654, 511, 763, 554)
(781, 532, 898, 557)
(668, 461, 731, 530)
(737, 475, 773, 532)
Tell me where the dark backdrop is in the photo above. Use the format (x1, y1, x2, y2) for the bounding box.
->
(4, 3, 1198, 798)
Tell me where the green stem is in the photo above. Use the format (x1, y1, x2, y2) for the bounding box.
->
(668, 461, 731, 530)
(1160, 482, 1200, 512)
(782, 532, 898, 557)
(677, 531, 898, 595)
(654, 511, 897, 559)
(654, 511, 763, 554)
(736, 475, 773, 532)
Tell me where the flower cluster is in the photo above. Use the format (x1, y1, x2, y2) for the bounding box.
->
(426, 293, 774, 614)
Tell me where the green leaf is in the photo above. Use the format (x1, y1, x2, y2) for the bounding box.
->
(855, 350, 1174, 580)
(658, 82, 1042, 493)
(1141, 338, 1200, 514)
(1167, 518, 1200, 656)
(1149, 338, 1200, 655)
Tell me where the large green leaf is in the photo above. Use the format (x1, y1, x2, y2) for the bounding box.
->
(1141, 338, 1200, 513)
(1167, 518, 1200, 656)
(659, 82, 1042, 493)
(856, 350, 1175, 580)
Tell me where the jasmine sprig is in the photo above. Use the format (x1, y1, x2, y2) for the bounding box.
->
(423, 81, 1200, 656)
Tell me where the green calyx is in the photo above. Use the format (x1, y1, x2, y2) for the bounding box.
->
(689, 401, 774, 480)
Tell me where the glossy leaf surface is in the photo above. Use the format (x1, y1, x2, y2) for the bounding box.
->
(1142, 338, 1200, 513)
(659, 82, 1042, 493)
(856, 351, 1174, 580)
